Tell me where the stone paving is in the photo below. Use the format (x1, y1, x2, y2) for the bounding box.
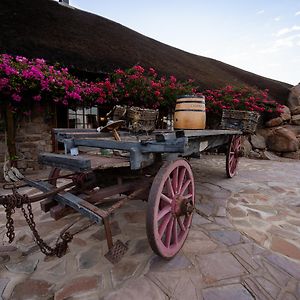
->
(0, 155, 299, 299)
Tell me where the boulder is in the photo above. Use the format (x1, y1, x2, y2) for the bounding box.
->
(261, 150, 281, 161)
(265, 117, 283, 127)
(241, 138, 252, 157)
(282, 150, 300, 159)
(287, 83, 300, 110)
(266, 127, 299, 152)
(256, 128, 275, 139)
(291, 114, 300, 125)
(250, 134, 266, 150)
(282, 124, 300, 136)
(280, 105, 291, 121)
(291, 106, 300, 115)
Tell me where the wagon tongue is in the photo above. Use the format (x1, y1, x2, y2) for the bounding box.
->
(104, 240, 128, 264)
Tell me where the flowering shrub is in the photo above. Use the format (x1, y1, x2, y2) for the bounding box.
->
(0, 54, 196, 115)
(203, 85, 284, 116)
(0, 53, 283, 118)
(109, 65, 195, 109)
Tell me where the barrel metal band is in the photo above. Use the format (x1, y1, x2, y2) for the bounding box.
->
(176, 100, 205, 104)
(174, 109, 206, 112)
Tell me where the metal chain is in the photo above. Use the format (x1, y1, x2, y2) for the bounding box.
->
(2, 191, 94, 258)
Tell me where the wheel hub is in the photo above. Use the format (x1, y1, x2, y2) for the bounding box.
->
(172, 195, 193, 217)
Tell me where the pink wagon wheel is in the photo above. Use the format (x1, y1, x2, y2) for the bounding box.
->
(146, 159, 195, 258)
(226, 135, 242, 178)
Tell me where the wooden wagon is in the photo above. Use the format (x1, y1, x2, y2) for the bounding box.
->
(1, 127, 242, 263)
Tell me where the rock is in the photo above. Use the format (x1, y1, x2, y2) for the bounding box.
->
(291, 106, 300, 115)
(250, 134, 266, 149)
(291, 114, 300, 125)
(266, 127, 299, 152)
(5, 258, 39, 274)
(241, 138, 252, 157)
(261, 150, 281, 161)
(209, 230, 242, 246)
(271, 237, 300, 260)
(287, 83, 300, 110)
(249, 150, 261, 159)
(196, 252, 247, 282)
(54, 275, 101, 300)
(202, 284, 254, 300)
(282, 150, 300, 159)
(11, 279, 52, 300)
(280, 105, 291, 121)
(265, 117, 283, 127)
(256, 127, 274, 139)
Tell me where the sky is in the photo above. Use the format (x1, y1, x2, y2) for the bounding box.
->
(67, 0, 300, 85)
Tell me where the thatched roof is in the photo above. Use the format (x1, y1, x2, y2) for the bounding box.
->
(0, 0, 292, 102)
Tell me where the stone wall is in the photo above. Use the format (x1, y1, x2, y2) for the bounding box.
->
(14, 115, 53, 173)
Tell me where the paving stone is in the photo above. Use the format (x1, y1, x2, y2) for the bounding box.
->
(270, 237, 300, 260)
(183, 238, 218, 254)
(202, 283, 253, 300)
(0, 254, 10, 264)
(5, 257, 39, 274)
(0, 245, 17, 252)
(104, 277, 167, 300)
(123, 210, 146, 223)
(55, 275, 101, 300)
(281, 292, 297, 300)
(149, 254, 192, 272)
(91, 221, 121, 241)
(214, 217, 234, 228)
(46, 259, 67, 276)
(233, 248, 260, 271)
(192, 213, 211, 226)
(241, 228, 268, 244)
(216, 206, 227, 217)
(243, 278, 270, 300)
(130, 238, 152, 256)
(265, 253, 300, 279)
(11, 279, 52, 300)
(262, 259, 290, 286)
(0, 278, 9, 300)
(209, 230, 242, 246)
(196, 252, 247, 283)
(78, 246, 102, 269)
(195, 201, 216, 217)
(111, 257, 141, 286)
(229, 206, 247, 218)
(255, 276, 281, 299)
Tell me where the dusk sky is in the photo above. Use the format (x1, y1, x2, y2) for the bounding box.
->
(67, 0, 300, 85)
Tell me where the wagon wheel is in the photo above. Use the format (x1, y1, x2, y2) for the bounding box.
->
(146, 159, 195, 258)
(226, 135, 242, 178)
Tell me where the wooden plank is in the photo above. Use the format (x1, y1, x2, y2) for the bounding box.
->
(175, 129, 242, 138)
(38, 153, 91, 172)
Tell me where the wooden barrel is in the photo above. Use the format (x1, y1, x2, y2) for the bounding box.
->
(173, 95, 206, 130)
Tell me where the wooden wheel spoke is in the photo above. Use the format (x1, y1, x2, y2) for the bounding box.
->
(158, 213, 172, 237)
(172, 218, 178, 246)
(165, 217, 174, 247)
(179, 179, 191, 196)
(161, 193, 173, 204)
(177, 217, 186, 232)
(167, 177, 175, 198)
(172, 167, 179, 194)
(178, 167, 186, 192)
(182, 193, 193, 200)
(157, 205, 172, 221)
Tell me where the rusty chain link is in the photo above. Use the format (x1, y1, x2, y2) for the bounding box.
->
(2, 190, 93, 258)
